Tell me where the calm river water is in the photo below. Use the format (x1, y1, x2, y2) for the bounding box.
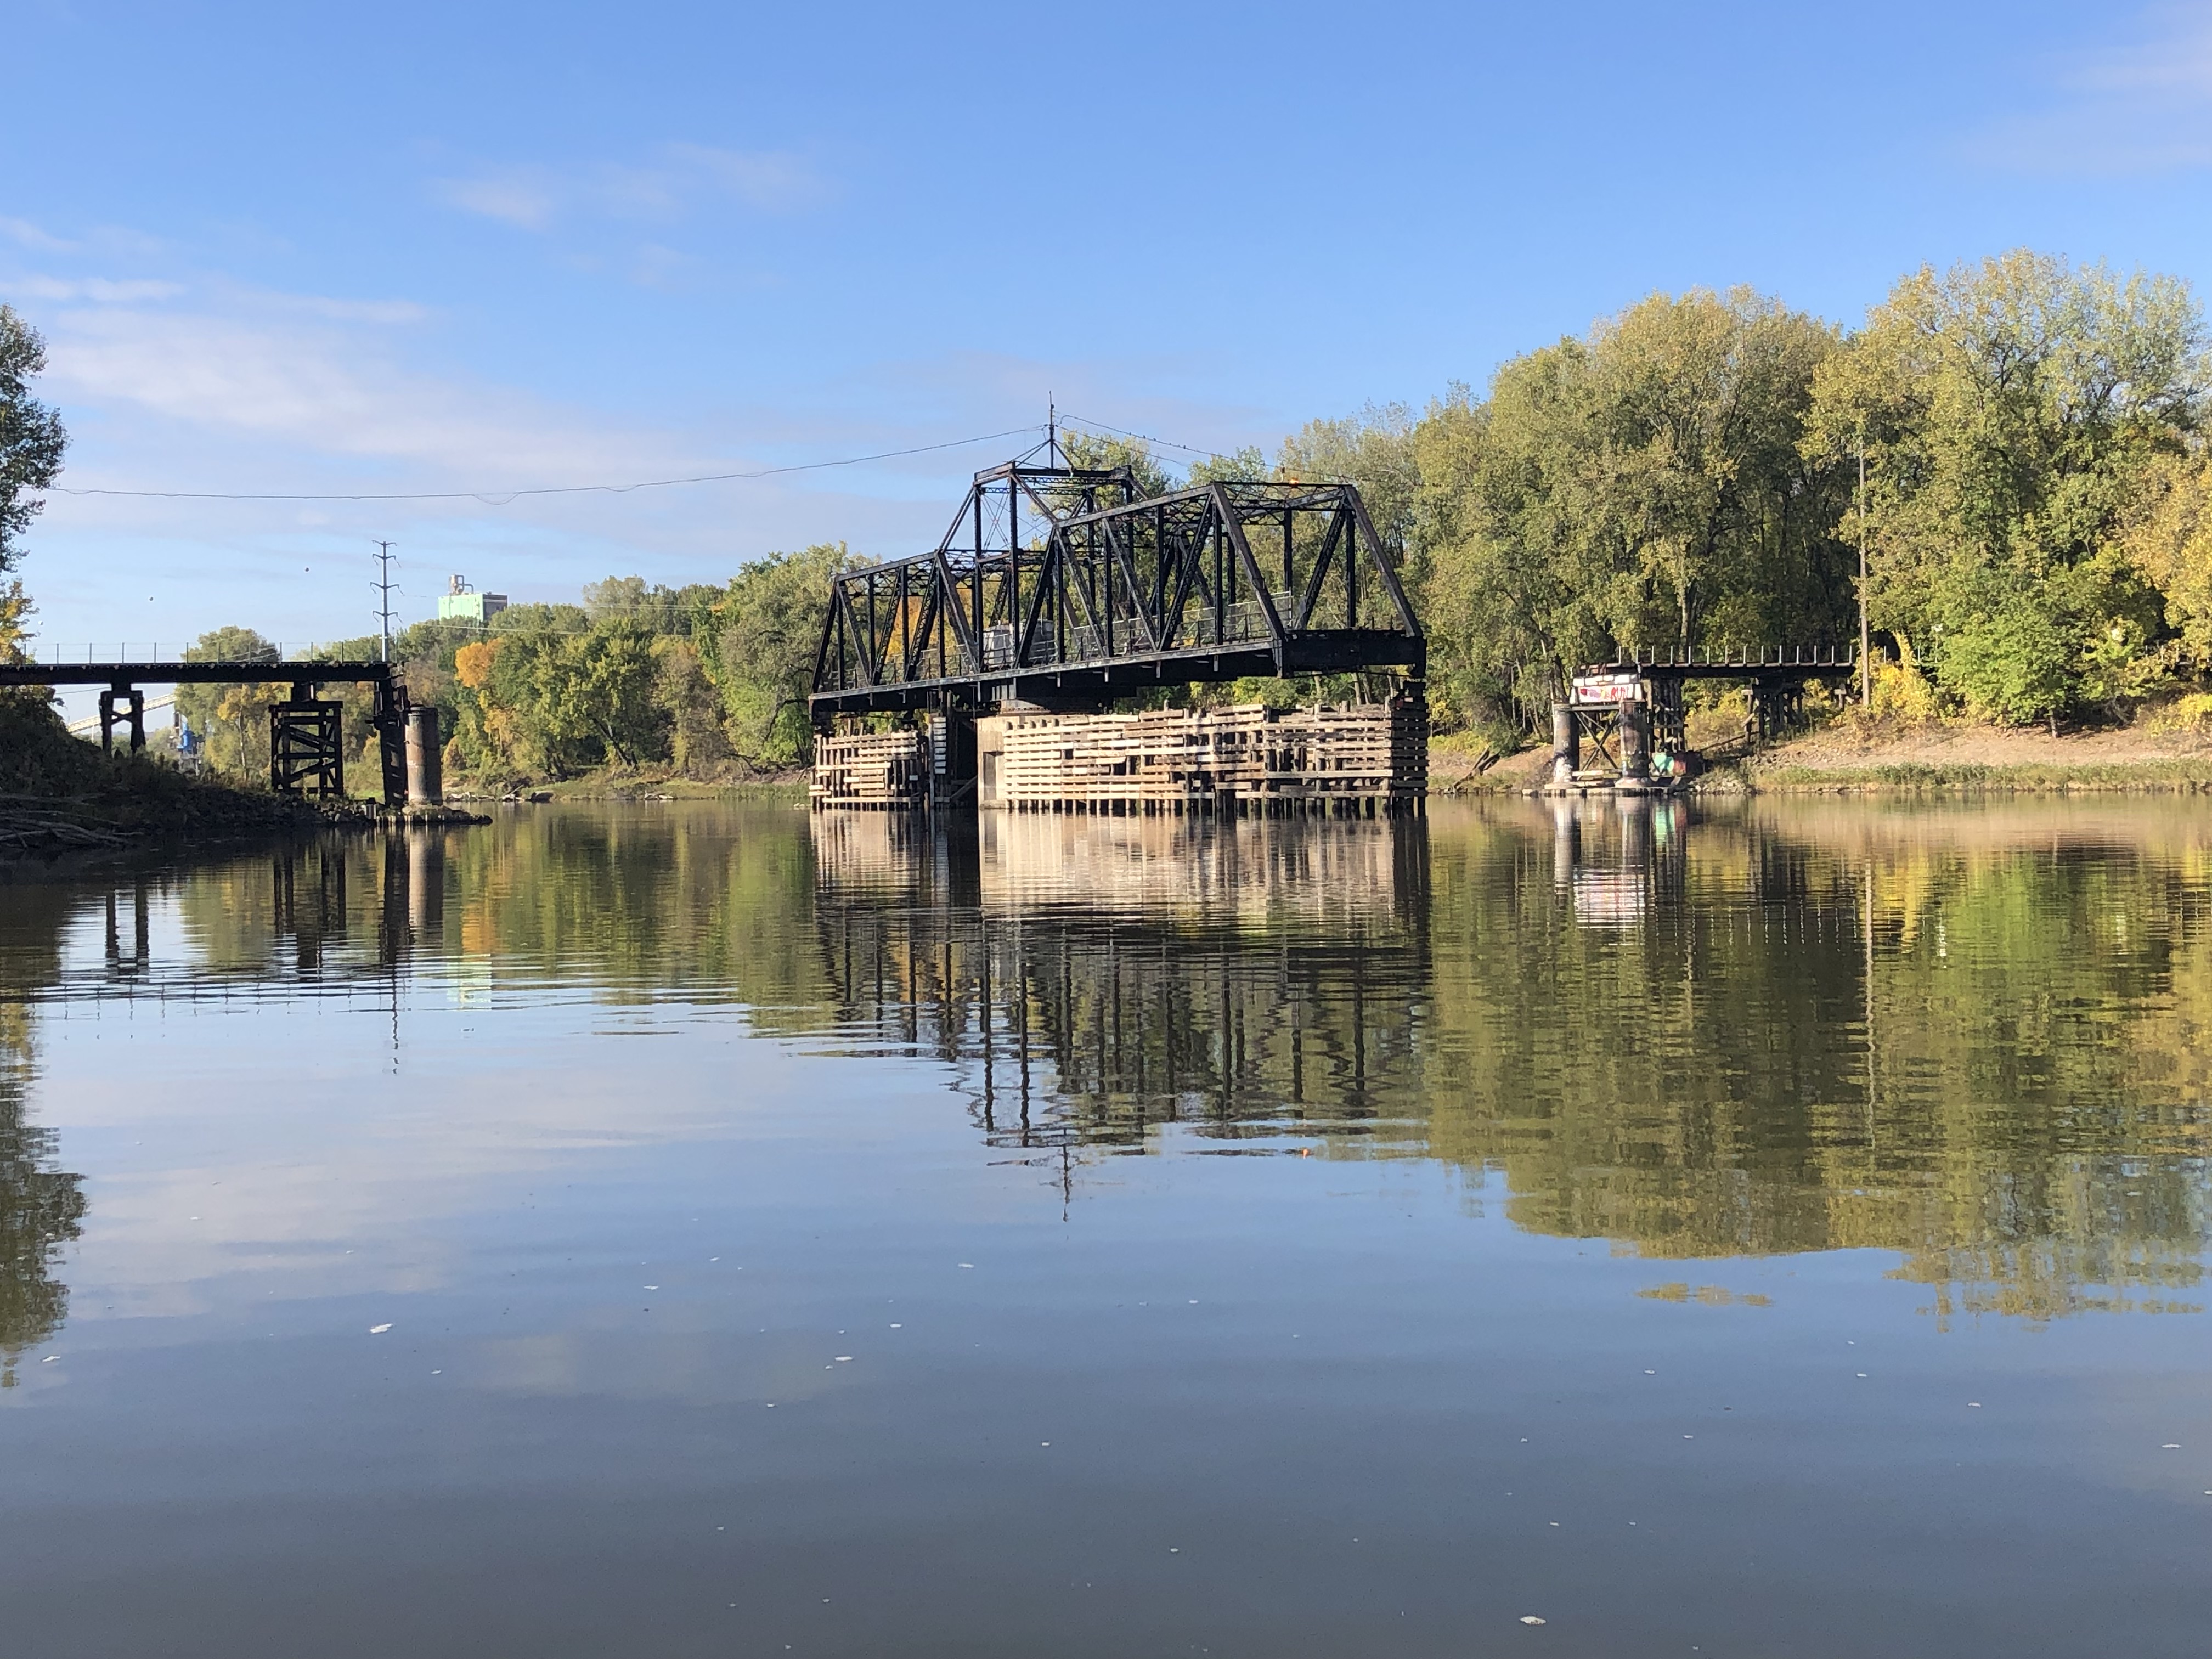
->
(1, 797, 2208, 1656)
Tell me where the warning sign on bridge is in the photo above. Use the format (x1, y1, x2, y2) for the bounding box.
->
(1570, 673, 1643, 707)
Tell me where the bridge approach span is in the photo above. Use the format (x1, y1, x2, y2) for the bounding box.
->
(1, 658, 420, 802)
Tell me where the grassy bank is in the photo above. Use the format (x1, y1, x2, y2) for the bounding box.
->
(1736, 721, 2212, 794)
(0, 695, 320, 877)
(362, 723, 2212, 805)
(1431, 718, 2212, 796)
(1741, 757, 2212, 793)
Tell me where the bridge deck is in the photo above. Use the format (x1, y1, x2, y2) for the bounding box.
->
(811, 630, 1421, 716)
(0, 660, 393, 688)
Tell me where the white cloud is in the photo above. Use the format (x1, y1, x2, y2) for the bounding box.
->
(1970, 3, 2212, 172)
(6, 275, 183, 304)
(433, 144, 828, 231)
(45, 302, 680, 482)
(10, 241, 1267, 653)
(0, 216, 76, 251)
(432, 168, 560, 229)
(243, 290, 432, 325)
(665, 143, 826, 211)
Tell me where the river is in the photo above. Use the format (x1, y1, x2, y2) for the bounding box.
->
(1, 797, 2207, 1656)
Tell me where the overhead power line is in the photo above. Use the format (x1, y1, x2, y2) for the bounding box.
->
(1056, 413, 1242, 462)
(50, 425, 1046, 505)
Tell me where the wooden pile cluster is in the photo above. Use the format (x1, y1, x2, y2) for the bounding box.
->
(810, 729, 930, 810)
(990, 697, 1424, 817)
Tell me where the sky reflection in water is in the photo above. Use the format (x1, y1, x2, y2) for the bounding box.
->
(0, 797, 2208, 1657)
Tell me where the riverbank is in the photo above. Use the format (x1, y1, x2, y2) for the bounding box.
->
(446, 764, 809, 804)
(1734, 721, 2212, 793)
(329, 721, 2212, 805)
(0, 694, 321, 879)
(1432, 719, 2212, 795)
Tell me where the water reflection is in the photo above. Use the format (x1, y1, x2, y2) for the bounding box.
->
(811, 811, 1430, 1150)
(1438, 797, 2212, 1322)
(0, 885, 87, 1386)
(9, 799, 2211, 1328)
(808, 799, 2211, 1322)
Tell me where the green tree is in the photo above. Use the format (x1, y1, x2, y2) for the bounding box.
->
(550, 619, 663, 766)
(1186, 446, 1267, 486)
(652, 635, 731, 772)
(1804, 250, 2207, 724)
(0, 579, 35, 666)
(1057, 431, 1175, 499)
(1416, 290, 1850, 736)
(2125, 454, 2212, 676)
(712, 543, 865, 765)
(1278, 402, 1420, 569)
(583, 575, 721, 636)
(178, 627, 282, 781)
(0, 307, 66, 574)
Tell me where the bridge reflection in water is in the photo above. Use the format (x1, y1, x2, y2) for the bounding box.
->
(811, 798, 2212, 1324)
(809, 809, 1431, 1153)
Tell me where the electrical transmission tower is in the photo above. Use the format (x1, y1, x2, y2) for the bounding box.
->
(371, 540, 398, 664)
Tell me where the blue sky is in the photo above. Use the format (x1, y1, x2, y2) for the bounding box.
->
(8, 0, 2212, 652)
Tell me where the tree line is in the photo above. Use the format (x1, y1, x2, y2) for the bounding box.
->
(18, 250, 2212, 785)
(1414, 250, 2209, 737)
(176, 550, 849, 786)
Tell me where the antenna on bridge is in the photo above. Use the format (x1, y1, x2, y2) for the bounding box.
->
(1047, 397, 1058, 466)
(371, 540, 397, 664)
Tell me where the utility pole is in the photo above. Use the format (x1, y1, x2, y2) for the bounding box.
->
(372, 540, 398, 664)
(1857, 424, 1871, 707)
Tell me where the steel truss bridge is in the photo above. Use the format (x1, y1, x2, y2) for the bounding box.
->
(810, 448, 1425, 719)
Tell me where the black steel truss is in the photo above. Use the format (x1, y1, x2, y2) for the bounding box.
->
(810, 453, 1424, 718)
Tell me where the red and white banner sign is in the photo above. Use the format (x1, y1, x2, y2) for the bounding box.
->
(1570, 673, 1643, 706)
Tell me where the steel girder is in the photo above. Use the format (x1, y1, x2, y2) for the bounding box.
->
(810, 460, 1424, 718)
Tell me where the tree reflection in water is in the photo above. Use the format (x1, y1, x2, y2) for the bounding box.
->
(0, 885, 86, 1387)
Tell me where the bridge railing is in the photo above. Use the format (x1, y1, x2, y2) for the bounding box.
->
(1601, 645, 1859, 671)
(25, 642, 352, 666)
